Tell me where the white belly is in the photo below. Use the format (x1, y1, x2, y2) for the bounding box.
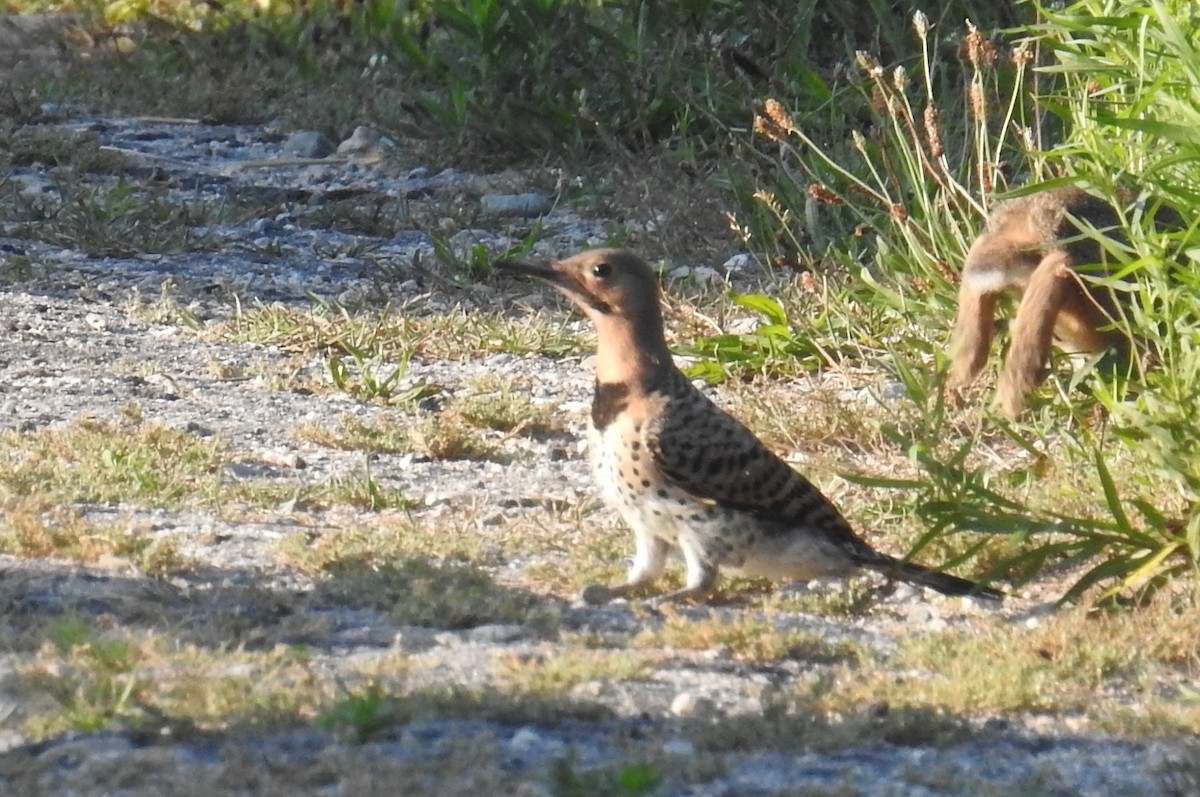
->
(586, 420, 855, 579)
(588, 420, 687, 542)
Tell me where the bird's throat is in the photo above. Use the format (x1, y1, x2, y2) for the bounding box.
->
(590, 315, 673, 387)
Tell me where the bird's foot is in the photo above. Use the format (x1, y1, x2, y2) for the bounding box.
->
(648, 585, 714, 606)
(580, 583, 621, 605)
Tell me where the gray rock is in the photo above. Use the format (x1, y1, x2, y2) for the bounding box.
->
(506, 726, 567, 763)
(662, 736, 696, 757)
(480, 192, 552, 218)
(463, 623, 533, 645)
(448, 228, 513, 258)
(336, 125, 397, 159)
(282, 130, 335, 158)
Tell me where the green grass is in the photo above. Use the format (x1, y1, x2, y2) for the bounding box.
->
(813, 591, 1200, 734)
(215, 301, 584, 364)
(0, 416, 225, 507)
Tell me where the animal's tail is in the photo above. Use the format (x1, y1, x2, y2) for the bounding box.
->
(862, 554, 1004, 601)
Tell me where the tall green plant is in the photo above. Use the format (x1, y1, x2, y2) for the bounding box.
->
(1024, 0, 1200, 597)
(748, 4, 1200, 600)
(747, 14, 1040, 300)
(729, 15, 1044, 410)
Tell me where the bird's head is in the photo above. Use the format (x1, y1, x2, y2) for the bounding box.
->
(494, 249, 662, 324)
(495, 249, 673, 383)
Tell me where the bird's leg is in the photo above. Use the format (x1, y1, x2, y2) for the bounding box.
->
(648, 537, 719, 604)
(580, 531, 670, 605)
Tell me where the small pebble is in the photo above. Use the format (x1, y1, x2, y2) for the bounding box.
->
(670, 692, 717, 719)
(662, 737, 696, 757)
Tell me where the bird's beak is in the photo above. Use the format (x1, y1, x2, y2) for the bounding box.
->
(494, 258, 610, 314)
(493, 258, 565, 287)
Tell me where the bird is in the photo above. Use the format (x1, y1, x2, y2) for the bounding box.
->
(496, 249, 1002, 604)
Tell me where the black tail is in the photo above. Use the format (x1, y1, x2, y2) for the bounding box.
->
(862, 554, 1004, 601)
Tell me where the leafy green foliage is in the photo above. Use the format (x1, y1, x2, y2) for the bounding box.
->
(318, 685, 392, 742)
(751, 2, 1200, 600)
(681, 292, 859, 383)
(547, 755, 662, 797)
(682, 293, 813, 382)
(43, 0, 1026, 158)
(993, 0, 1200, 597)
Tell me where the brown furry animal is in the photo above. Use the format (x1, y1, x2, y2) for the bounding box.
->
(948, 186, 1140, 417)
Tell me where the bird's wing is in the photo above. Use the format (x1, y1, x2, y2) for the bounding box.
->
(644, 391, 857, 538)
(642, 381, 1001, 598)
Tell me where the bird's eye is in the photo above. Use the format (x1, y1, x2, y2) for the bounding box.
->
(591, 262, 612, 279)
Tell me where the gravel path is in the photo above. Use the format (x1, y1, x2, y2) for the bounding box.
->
(0, 107, 1196, 796)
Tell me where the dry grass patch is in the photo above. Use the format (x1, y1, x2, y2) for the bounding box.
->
(496, 649, 659, 693)
(0, 415, 225, 507)
(218, 469, 412, 513)
(816, 592, 1200, 734)
(295, 413, 497, 461)
(295, 375, 562, 460)
(0, 173, 229, 258)
(314, 681, 615, 744)
(16, 616, 594, 743)
(13, 613, 612, 765)
(757, 581, 879, 617)
(722, 377, 897, 461)
(123, 282, 206, 330)
(519, 519, 644, 599)
(684, 700, 971, 754)
(407, 415, 496, 460)
(215, 301, 584, 362)
(311, 560, 548, 629)
(633, 607, 865, 665)
(0, 414, 417, 516)
(294, 413, 415, 454)
(300, 194, 415, 239)
(0, 501, 186, 574)
(281, 518, 557, 629)
(0, 253, 56, 284)
(0, 125, 134, 175)
(296, 470, 413, 511)
(279, 514, 494, 573)
(16, 617, 325, 739)
(453, 373, 563, 437)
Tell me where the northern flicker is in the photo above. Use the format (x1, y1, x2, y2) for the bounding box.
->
(497, 249, 1002, 604)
